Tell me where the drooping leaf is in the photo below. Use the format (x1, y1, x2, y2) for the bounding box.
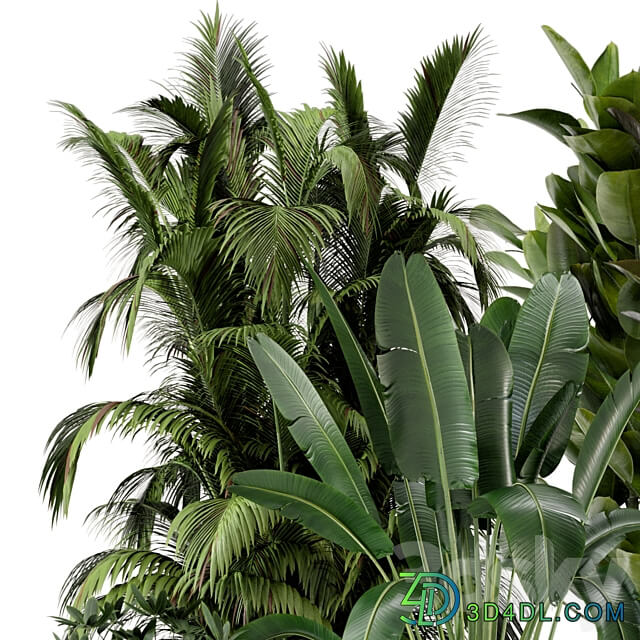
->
(504, 108, 580, 143)
(231, 470, 392, 558)
(342, 581, 409, 640)
(308, 267, 395, 473)
(470, 483, 585, 603)
(573, 361, 640, 510)
(248, 334, 378, 519)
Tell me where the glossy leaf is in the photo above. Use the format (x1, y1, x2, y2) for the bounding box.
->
(459, 325, 514, 494)
(542, 26, 594, 95)
(480, 297, 521, 348)
(565, 130, 638, 171)
(342, 581, 408, 640)
(471, 483, 585, 603)
(592, 42, 620, 95)
(231, 470, 392, 558)
(248, 334, 377, 519)
(573, 361, 640, 510)
(509, 272, 589, 454)
(585, 508, 640, 565)
(597, 169, 640, 245)
(375, 253, 477, 486)
(504, 108, 580, 143)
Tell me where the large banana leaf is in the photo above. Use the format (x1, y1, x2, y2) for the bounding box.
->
(573, 361, 640, 510)
(470, 483, 585, 603)
(375, 252, 477, 486)
(459, 325, 514, 494)
(308, 267, 394, 473)
(230, 470, 392, 558)
(342, 581, 408, 640)
(585, 508, 640, 565)
(231, 614, 341, 640)
(393, 480, 441, 571)
(508, 272, 588, 454)
(572, 560, 640, 634)
(248, 334, 377, 520)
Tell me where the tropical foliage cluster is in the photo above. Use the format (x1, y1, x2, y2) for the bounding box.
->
(42, 10, 640, 640)
(492, 26, 640, 587)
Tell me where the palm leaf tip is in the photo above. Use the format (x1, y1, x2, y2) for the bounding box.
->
(399, 26, 497, 194)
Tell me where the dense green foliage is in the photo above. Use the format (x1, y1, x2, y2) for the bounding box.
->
(493, 28, 640, 601)
(43, 6, 505, 638)
(235, 253, 640, 640)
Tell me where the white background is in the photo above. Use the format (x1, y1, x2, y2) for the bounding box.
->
(2, 1, 639, 637)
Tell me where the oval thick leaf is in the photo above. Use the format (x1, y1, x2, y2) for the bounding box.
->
(472, 483, 585, 603)
(375, 253, 477, 486)
(231, 614, 341, 640)
(573, 361, 640, 510)
(248, 334, 377, 520)
(342, 581, 408, 640)
(509, 272, 588, 455)
(504, 108, 581, 143)
(597, 169, 640, 245)
(308, 267, 394, 474)
(230, 470, 392, 558)
(542, 26, 594, 95)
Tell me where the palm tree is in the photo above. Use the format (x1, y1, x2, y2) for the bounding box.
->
(42, 5, 501, 635)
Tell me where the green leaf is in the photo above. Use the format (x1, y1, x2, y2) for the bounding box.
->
(326, 145, 380, 229)
(584, 96, 640, 129)
(618, 280, 640, 338)
(572, 560, 640, 631)
(503, 108, 580, 143)
(602, 71, 640, 105)
(248, 334, 377, 520)
(515, 382, 579, 481)
(392, 480, 440, 571)
(342, 581, 409, 640)
(565, 130, 639, 171)
(231, 614, 341, 640)
(471, 483, 585, 603)
(308, 267, 395, 474)
(508, 272, 589, 454)
(522, 231, 548, 279)
(585, 508, 640, 565)
(573, 406, 635, 487)
(542, 26, 594, 95)
(194, 100, 232, 224)
(459, 325, 514, 494)
(487, 251, 533, 284)
(573, 361, 640, 510)
(592, 42, 620, 95)
(375, 253, 477, 486)
(597, 169, 640, 245)
(468, 204, 524, 249)
(546, 223, 580, 274)
(480, 297, 521, 348)
(231, 470, 392, 558)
